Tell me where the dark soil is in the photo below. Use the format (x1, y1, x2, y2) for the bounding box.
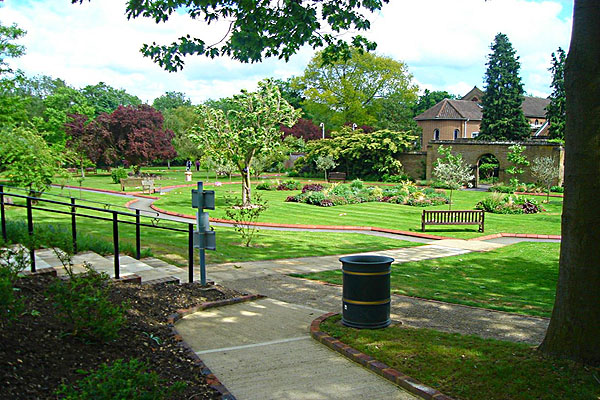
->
(0, 274, 244, 399)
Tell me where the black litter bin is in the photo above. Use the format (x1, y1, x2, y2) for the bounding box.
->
(340, 255, 394, 329)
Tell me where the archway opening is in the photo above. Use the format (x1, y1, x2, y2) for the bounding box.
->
(477, 154, 500, 185)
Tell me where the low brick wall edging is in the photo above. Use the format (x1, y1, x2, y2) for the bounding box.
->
(166, 293, 265, 400)
(310, 313, 455, 400)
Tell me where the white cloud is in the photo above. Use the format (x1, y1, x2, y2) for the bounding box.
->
(2, 0, 572, 102)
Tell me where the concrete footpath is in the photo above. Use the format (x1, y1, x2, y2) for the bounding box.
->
(173, 240, 553, 399)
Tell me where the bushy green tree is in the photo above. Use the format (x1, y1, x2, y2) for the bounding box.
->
(546, 48, 566, 140)
(478, 33, 530, 141)
(0, 21, 28, 125)
(190, 80, 300, 205)
(80, 82, 142, 116)
(0, 126, 64, 196)
(303, 127, 416, 180)
(152, 91, 192, 112)
(297, 48, 418, 130)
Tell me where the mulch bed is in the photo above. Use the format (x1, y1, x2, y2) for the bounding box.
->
(1, 274, 244, 399)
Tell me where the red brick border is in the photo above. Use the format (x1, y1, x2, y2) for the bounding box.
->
(469, 233, 561, 241)
(165, 293, 265, 400)
(311, 313, 454, 400)
(515, 191, 563, 198)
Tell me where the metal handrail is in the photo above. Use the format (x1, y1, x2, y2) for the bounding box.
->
(0, 185, 196, 282)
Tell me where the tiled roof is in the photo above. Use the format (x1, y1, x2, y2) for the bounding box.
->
(522, 96, 550, 118)
(415, 95, 550, 121)
(414, 99, 483, 121)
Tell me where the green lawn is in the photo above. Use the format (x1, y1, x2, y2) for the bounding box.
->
(2, 187, 421, 265)
(295, 242, 560, 317)
(321, 315, 599, 400)
(55, 166, 233, 192)
(153, 183, 563, 239)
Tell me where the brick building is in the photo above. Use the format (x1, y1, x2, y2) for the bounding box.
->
(415, 87, 551, 147)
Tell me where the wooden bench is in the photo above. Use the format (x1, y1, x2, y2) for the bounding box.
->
(328, 172, 347, 182)
(120, 178, 155, 193)
(421, 210, 485, 232)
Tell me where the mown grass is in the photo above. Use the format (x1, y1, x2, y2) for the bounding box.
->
(153, 182, 563, 239)
(2, 187, 421, 265)
(295, 242, 560, 317)
(322, 315, 599, 400)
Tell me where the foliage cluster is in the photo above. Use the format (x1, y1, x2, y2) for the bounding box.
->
(0, 126, 66, 196)
(110, 167, 128, 184)
(49, 253, 127, 342)
(286, 180, 448, 207)
(475, 193, 542, 214)
(56, 358, 185, 400)
(506, 144, 530, 187)
(294, 128, 416, 180)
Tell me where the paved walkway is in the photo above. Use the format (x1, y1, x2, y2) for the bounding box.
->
(175, 240, 550, 400)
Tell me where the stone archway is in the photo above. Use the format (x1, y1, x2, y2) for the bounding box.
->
(475, 153, 500, 187)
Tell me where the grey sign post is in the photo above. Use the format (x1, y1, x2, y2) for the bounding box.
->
(191, 181, 216, 285)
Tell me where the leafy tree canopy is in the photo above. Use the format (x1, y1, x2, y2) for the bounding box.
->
(546, 48, 566, 140)
(478, 33, 530, 141)
(163, 105, 202, 160)
(296, 48, 418, 130)
(80, 82, 142, 116)
(190, 79, 300, 204)
(153, 91, 192, 112)
(0, 126, 65, 196)
(0, 21, 26, 76)
(73, 0, 387, 70)
(66, 104, 176, 167)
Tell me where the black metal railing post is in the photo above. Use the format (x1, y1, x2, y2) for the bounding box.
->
(71, 198, 77, 254)
(188, 223, 194, 283)
(112, 211, 120, 279)
(26, 197, 35, 272)
(0, 185, 6, 242)
(135, 209, 141, 260)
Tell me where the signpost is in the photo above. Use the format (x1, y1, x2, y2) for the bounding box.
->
(191, 182, 216, 285)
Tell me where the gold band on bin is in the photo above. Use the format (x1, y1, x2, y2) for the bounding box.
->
(342, 298, 391, 306)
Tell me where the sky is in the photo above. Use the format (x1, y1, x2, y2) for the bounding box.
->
(1, 0, 573, 104)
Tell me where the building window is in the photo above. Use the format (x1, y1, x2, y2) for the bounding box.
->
(535, 119, 540, 126)
(434, 129, 440, 140)
(472, 132, 479, 138)
(453, 129, 460, 140)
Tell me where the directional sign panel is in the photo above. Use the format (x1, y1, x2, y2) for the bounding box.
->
(193, 230, 216, 251)
(191, 189, 215, 210)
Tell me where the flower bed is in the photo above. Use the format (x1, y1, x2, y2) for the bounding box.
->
(286, 180, 449, 207)
(475, 193, 543, 214)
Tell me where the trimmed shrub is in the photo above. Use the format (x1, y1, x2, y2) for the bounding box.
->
(110, 167, 128, 184)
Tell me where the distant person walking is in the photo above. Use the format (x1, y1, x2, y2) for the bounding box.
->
(185, 159, 192, 172)
(195, 159, 200, 172)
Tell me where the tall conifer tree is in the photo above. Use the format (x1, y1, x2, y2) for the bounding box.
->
(478, 33, 530, 141)
(546, 48, 566, 140)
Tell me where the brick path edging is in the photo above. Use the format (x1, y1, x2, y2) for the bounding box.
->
(469, 233, 561, 241)
(311, 313, 454, 400)
(166, 293, 266, 400)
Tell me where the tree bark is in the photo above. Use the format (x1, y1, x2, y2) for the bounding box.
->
(539, 0, 600, 366)
(242, 168, 252, 206)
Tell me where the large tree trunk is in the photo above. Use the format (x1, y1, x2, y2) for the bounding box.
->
(538, 0, 600, 366)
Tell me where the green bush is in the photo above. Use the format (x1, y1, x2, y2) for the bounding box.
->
(49, 258, 127, 342)
(55, 358, 185, 400)
(349, 179, 364, 189)
(304, 191, 326, 205)
(110, 167, 128, 184)
(489, 184, 516, 194)
(277, 179, 302, 190)
(550, 185, 564, 193)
